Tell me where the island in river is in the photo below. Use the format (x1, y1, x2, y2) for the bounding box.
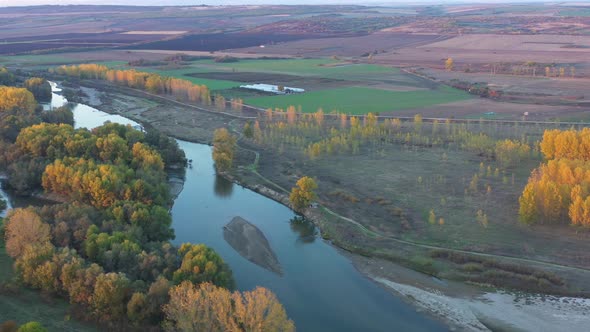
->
(223, 216, 283, 275)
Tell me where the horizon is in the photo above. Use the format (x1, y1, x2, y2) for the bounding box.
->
(0, 0, 575, 8)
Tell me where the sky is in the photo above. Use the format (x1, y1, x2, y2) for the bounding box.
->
(0, 0, 558, 7)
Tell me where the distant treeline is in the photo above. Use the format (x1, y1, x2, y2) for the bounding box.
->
(52, 64, 212, 105)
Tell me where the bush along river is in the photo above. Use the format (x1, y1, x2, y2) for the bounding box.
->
(0, 82, 447, 332)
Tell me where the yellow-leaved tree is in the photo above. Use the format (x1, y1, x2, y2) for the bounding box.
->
(212, 128, 237, 172)
(289, 176, 318, 211)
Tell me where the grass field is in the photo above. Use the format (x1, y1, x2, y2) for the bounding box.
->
(208, 59, 399, 78)
(128, 59, 401, 91)
(245, 85, 471, 114)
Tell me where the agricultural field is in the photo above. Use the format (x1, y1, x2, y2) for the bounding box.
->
(245, 86, 470, 115)
(230, 32, 446, 57)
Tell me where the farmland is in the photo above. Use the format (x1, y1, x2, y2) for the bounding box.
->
(245, 86, 470, 114)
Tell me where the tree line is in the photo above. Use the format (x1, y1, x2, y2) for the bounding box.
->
(52, 64, 212, 105)
(242, 106, 536, 168)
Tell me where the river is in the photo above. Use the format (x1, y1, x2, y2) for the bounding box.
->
(2, 82, 447, 331)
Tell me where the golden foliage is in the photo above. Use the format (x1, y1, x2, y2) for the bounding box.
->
(164, 281, 294, 332)
(289, 176, 318, 211)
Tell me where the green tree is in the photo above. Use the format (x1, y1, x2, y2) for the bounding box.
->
(289, 176, 318, 211)
(172, 243, 234, 289)
(127, 292, 150, 325)
(24, 78, 52, 102)
(91, 272, 131, 321)
(16, 322, 47, 332)
(243, 122, 253, 139)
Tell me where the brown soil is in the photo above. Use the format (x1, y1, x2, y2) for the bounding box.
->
(229, 32, 447, 57)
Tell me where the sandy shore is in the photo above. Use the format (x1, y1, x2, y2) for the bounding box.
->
(349, 254, 590, 332)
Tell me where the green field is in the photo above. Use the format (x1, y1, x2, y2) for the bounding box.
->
(245, 86, 471, 114)
(129, 59, 400, 91)
(209, 59, 399, 78)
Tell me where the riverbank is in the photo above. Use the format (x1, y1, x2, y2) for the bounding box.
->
(63, 79, 590, 331)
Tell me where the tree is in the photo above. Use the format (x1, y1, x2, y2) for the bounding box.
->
(164, 281, 238, 332)
(163, 281, 294, 332)
(16, 322, 47, 332)
(445, 58, 454, 71)
(172, 243, 234, 289)
(233, 286, 295, 332)
(4, 208, 51, 258)
(243, 122, 253, 139)
(0, 87, 37, 114)
(24, 78, 52, 102)
(212, 128, 237, 172)
(127, 292, 150, 325)
(0, 67, 15, 85)
(91, 272, 131, 321)
(289, 176, 318, 211)
(214, 94, 226, 111)
(428, 210, 436, 224)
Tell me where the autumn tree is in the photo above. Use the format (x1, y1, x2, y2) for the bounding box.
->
(214, 94, 226, 111)
(5, 208, 51, 258)
(212, 128, 237, 172)
(289, 176, 318, 211)
(495, 139, 530, 167)
(172, 243, 234, 289)
(24, 78, 52, 102)
(164, 281, 294, 332)
(243, 122, 253, 139)
(445, 57, 454, 71)
(164, 281, 238, 332)
(91, 272, 131, 321)
(232, 286, 295, 332)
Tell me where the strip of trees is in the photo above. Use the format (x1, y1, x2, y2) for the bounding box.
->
(519, 128, 590, 225)
(242, 106, 535, 168)
(52, 64, 211, 105)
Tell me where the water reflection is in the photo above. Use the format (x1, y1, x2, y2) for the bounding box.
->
(213, 175, 234, 198)
(290, 216, 317, 244)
